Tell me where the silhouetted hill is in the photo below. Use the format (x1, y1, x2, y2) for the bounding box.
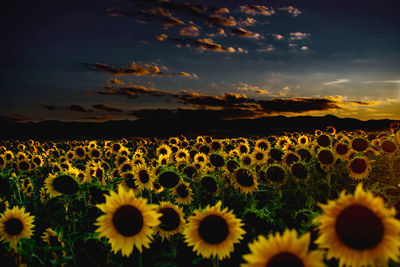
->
(0, 115, 394, 140)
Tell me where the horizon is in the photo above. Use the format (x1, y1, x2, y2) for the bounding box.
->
(1, 0, 400, 123)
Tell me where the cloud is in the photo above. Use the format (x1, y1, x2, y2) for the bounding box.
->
(363, 80, 400, 84)
(0, 113, 32, 122)
(323, 79, 351, 85)
(179, 26, 200, 36)
(256, 97, 340, 113)
(84, 115, 116, 121)
(278, 6, 302, 17)
(228, 27, 260, 39)
(289, 32, 310, 41)
(92, 104, 123, 113)
(38, 103, 57, 111)
(109, 78, 125, 85)
(205, 15, 237, 26)
(155, 33, 168, 41)
(67, 105, 93, 113)
(175, 92, 249, 108)
(239, 5, 275, 16)
(239, 17, 257, 27)
(84, 62, 164, 76)
(257, 45, 275, 53)
(272, 33, 284, 40)
(179, 72, 199, 78)
(193, 38, 236, 52)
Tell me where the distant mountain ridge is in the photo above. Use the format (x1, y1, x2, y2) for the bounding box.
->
(0, 115, 395, 140)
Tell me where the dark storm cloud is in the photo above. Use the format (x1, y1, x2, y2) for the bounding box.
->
(38, 104, 57, 111)
(175, 92, 250, 108)
(67, 105, 93, 113)
(256, 98, 340, 113)
(92, 104, 123, 113)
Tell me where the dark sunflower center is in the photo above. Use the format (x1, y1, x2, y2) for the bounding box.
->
(159, 148, 167, 155)
(113, 144, 121, 152)
(5, 218, 23, 235)
(112, 205, 143, 237)
(171, 146, 178, 153)
(317, 135, 331, 147)
(269, 149, 283, 161)
(267, 166, 285, 183)
(158, 171, 180, 188)
(291, 163, 307, 179)
(243, 156, 251, 165)
(239, 145, 248, 154)
(67, 153, 74, 159)
(266, 252, 304, 267)
(318, 150, 334, 165)
(285, 153, 299, 166)
(19, 161, 30, 171)
(76, 148, 85, 157)
(352, 138, 369, 151)
(92, 150, 100, 158)
(95, 169, 103, 178)
(297, 149, 312, 162)
(33, 157, 41, 165)
(52, 175, 79, 194)
(227, 160, 239, 173)
(125, 177, 138, 189)
(199, 145, 210, 154)
(200, 176, 217, 193)
(350, 158, 367, 174)
(210, 154, 224, 167)
(255, 152, 264, 161)
(198, 215, 228, 245)
(178, 152, 186, 159)
(335, 204, 384, 250)
(235, 168, 254, 187)
(381, 140, 396, 153)
(258, 142, 268, 150)
(336, 143, 349, 155)
(159, 207, 180, 231)
(211, 142, 221, 150)
(118, 157, 127, 165)
(176, 184, 189, 198)
(183, 166, 197, 178)
(139, 170, 150, 183)
(121, 164, 132, 173)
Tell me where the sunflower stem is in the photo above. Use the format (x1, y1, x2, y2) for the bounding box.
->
(212, 257, 220, 267)
(138, 252, 143, 267)
(327, 172, 331, 199)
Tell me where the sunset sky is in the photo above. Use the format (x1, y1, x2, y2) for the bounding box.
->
(1, 0, 400, 122)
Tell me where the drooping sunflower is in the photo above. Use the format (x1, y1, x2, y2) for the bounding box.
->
(172, 181, 193, 205)
(231, 167, 258, 194)
(241, 229, 325, 267)
(314, 184, 400, 267)
(351, 137, 369, 152)
(184, 201, 245, 260)
(157, 169, 181, 189)
(42, 228, 66, 259)
(317, 148, 336, 170)
(95, 187, 161, 257)
(291, 162, 309, 180)
(0, 206, 35, 248)
(120, 172, 143, 195)
(265, 164, 286, 184)
(199, 175, 219, 194)
(334, 142, 351, 159)
(209, 153, 225, 168)
(282, 151, 300, 168)
(316, 134, 331, 147)
(155, 202, 185, 241)
(45, 171, 80, 198)
(381, 138, 397, 154)
(268, 147, 284, 162)
(348, 156, 371, 180)
(134, 164, 154, 190)
(296, 147, 313, 163)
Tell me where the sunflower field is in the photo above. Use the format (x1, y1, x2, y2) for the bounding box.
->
(1, 125, 400, 267)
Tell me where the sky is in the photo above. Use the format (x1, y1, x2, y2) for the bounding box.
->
(1, 0, 400, 122)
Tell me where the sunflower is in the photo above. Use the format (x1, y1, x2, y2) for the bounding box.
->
(155, 202, 185, 241)
(184, 201, 245, 260)
(296, 147, 313, 163)
(194, 152, 208, 164)
(74, 146, 86, 160)
(42, 228, 66, 260)
(351, 137, 369, 152)
(268, 147, 284, 162)
(265, 164, 286, 183)
(297, 135, 310, 147)
(334, 142, 351, 159)
(240, 153, 254, 167)
(381, 138, 397, 153)
(232, 167, 258, 194)
(110, 142, 123, 154)
(282, 151, 300, 168)
(317, 148, 336, 170)
(255, 139, 271, 151)
(291, 162, 309, 180)
(121, 172, 142, 195)
(172, 181, 193, 205)
(0, 155, 6, 170)
(45, 171, 80, 198)
(88, 147, 102, 160)
(209, 153, 225, 168)
(175, 148, 190, 164)
(237, 143, 250, 155)
(95, 187, 161, 257)
(326, 125, 336, 135)
(157, 169, 181, 189)
(314, 184, 400, 267)
(348, 156, 371, 180)
(65, 150, 76, 161)
(200, 175, 219, 193)
(134, 164, 154, 190)
(0, 206, 35, 248)
(31, 154, 43, 168)
(316, 134, 331, 147)
(17, 159, 31, 173)
(277, 136, 292, 150)
(4, 151, 14, 163)
(156, 144, 172, 158)
(132, 156, 146, 166)
(118, 161, 134, 174)
(251, 148, 267, 165)
(242, 229, 324, 267)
